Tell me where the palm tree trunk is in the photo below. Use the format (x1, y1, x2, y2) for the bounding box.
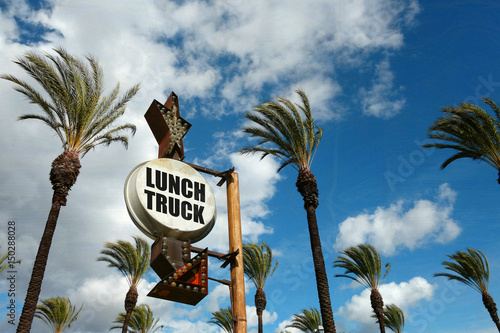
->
(370, 289, 385, 333)
(255, 287, 266, 333)
(123, 286, 138, 333)
(16, 201, 62, 333)
(483, 292, 500, 332)
(122, 310, 133, 333)
(297, 168, 336, 333)
(16, 150, 80, 333)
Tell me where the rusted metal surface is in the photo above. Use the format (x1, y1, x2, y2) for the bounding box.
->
(148, 248, 209, 306)
(151, 236, 191, 279)
(144, 92, 191, 160)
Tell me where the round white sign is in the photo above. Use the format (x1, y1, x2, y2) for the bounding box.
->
(124, 159, 216, 242)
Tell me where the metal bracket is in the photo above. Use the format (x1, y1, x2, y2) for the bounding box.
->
(191, 247, 239, 268)
(218, 249, 239, 269)
(184, 162, 235, 186)
(208, 277, 231, 286)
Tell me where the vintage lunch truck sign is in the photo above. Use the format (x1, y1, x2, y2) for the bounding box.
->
(124, 158, 216, 243)
(122, 93, 241, 308)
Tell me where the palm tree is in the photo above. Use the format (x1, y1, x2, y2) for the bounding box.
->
(333, 244, 390, 333)
(110, 304, 162, 333)
(286, 307, 322, 332)
(434, 248, 500, 331)
(423, 98, 500, 184)
(1, 47, 139, 333)
(372, 304, 404, 333)
(242, 242, 278, 333)
(240, 89, 336, 332)
(98, 237, 150, 333)
(208, 306, 233, 333)
(34, 296, 83, 333)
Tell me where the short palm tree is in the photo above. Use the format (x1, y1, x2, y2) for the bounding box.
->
(334, 244, 390, 333)
(286, 307, 322, 332)
(240, 89, 336, 332)
(34, 296, 83, 333)
(110, 304, 162, 333)
(98, 237, 150, 333)
(243, 242, 278, 333)
(434, 248, 500, 331)
(208, 306, 233, 333)
(423, 98, 500, 184)
(1, 47, 139, 333)
(372, 304, 404, 333)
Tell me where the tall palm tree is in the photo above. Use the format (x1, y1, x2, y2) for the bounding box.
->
(434, 248, 500, 331)
(110, 304, 162, 333)
(98, 237, 150, 333)
(208, 306, 233, 333)
(333, 244, 390, 333)
(1, 47, 139, 333)
(372, 304, 404, 333)
(240, 89, 336, 332)
(34, 296, 83, 333)
(243, 242, 278, 333)
(423, 98, 500, 184)
(286, 307, 322, 332)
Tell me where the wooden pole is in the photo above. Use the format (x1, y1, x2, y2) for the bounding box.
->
(226, 172, 247, 333)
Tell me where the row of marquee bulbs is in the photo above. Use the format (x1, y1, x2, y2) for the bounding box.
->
(159, 104, 190, 146)
(163, 253, 208, 293)
(161, 238, 191, 267)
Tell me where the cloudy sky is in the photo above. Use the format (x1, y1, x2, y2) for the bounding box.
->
(1, 0, 500, 332)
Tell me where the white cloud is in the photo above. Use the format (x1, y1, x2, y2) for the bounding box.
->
(360, 58, 406, 118)
(284, 78, 344, 122)
(274, 318, 303, 333)
(195, 151, 279, 251)
(205, 284, 231, 313)
(1, 0, 418, 118)
(246, 305, 278, 330)
(334, 183, 461, 255)
(337, 277, 436, 327)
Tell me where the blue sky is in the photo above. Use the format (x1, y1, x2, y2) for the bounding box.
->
(1, 0, 500, 332)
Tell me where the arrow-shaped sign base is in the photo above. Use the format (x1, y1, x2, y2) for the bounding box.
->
(148, 248, 208, 305)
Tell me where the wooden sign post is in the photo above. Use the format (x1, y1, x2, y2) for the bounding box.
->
(227, 172, 247, 333)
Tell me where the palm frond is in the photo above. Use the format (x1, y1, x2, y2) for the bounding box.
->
(97, 236, 150, 287)
(208, 306, 233, 333)
(434, 248, 489, 294)
(0, 249, 21, 273)
(35, 296, 83, 333)
(372, 304, 405, 333)
(240, 89, 322, 172)
(110, 304, 162, 333)
(285, 307, 322, 332)
(333, 244, 390, 290)
(424, 99, 500, 173)
(242, 242, 278, 289)
(1, 47, 139, 157)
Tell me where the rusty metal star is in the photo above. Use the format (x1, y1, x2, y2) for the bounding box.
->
(145, 92, 192, 160)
